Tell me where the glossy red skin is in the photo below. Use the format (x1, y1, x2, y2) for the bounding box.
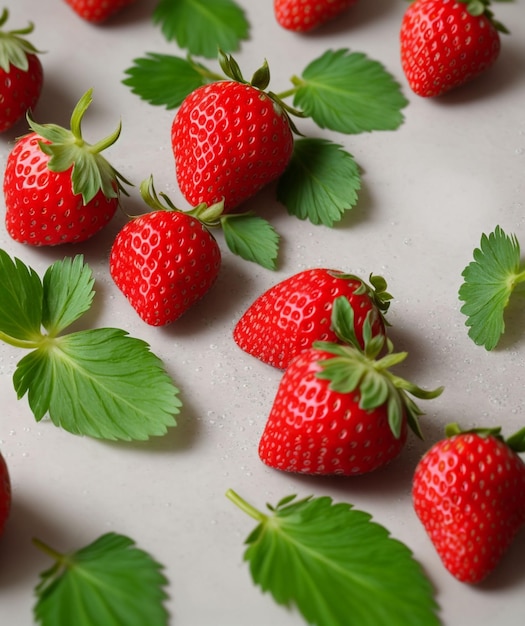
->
(110, 211, 221, 326)
(0, 54, 43, 133)
(233, 268, 386, 370)
(259, 347, 407, 476)
(413, 433, 525, 583)
(4, 133, 118, 246)
(171, 81, 294, 212)
(64, 0, 136, 22)
(0, 452, 11, 538)
(274, 0, 358, 32)
(400, 0, 501, 97)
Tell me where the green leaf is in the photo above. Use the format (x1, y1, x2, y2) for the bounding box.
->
(42, 256, 95, 335)
(13, 328, 180, 440)
(123, 53, 210, 109)
(34, 533, 169, 626)
(227, 491, 441, 626)
(221, 213, 280, 270)
(0, 249, 43, 342)
(291, 49, 408, 134)
(152, 0, 249, 58)
(458, 225, 525, 350)
(276, 138, 360, 226)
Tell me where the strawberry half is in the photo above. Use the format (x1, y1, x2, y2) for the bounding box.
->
(400, 0, 506, 97)
(0, 9, 43, 133)
(413, 424, 525, 583)
(110, 176, 222, 326)
(171, 53, 295, 213)
(233, 268, 391, 369)
(3, 89, 129, 246)
(64, 0, 137, 23)
(259, 297, 443, 476)
(274, 0, 359, 32)
(0, 450, 10, 538)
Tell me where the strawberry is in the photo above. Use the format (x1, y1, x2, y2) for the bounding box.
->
(64, 0, 136, 23)
(3, 88, 129, 246)
(171, 53, 294, 213)
(110, 176, 222, 326)
(0, 9, 43, 133)
(413, 424, 525, 583)
(233, 268, 391, 370)
(274, 0, 359, 32)
(400, 0, 507, 97)
(258, 296, 443, 476)
(0, 450, 11, 538)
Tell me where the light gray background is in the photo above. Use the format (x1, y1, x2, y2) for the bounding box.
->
(0, 1, 524, 624)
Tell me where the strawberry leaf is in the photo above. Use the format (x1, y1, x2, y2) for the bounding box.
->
(290, 49, 408, 134)
(0, 251, 180, 440)
(122, 54, 211, 109)
(14, 328, 179, 440)
(0, 249, 43, 342)
(458, 225, 525, 350)
(276, 138, 360, 226)
(227, 490, 441, 626)
(33, 533, 169, 626)
(42, 255, 95, 335)
(153, 0, 249, 58)
(221, 213, 280, 270)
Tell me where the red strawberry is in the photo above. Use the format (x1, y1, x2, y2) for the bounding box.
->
(171, 54, 294, 213)
(274, 0, 358, 32)
(413, 424, 525, 583)
(400, 0, 506, 97)
(3, 88, 129, 246)
(0, 450, 11, 538)
(259, 296, 443, 475)
(0, 9, 43, 133)
(64, 0, 136, 23)
(233, 268, 391, 370)
(110, 176, 222, 326)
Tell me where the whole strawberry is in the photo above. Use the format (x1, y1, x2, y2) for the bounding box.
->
(172, 53, 294, 213)
(110, 176, 222, 326)
(274, 0, 358, 32)
(3, 88, 129, 246)
(64, 0, 136, 22)
(0, 9, 43, 133)
(400, 0, 506, 97)
(0, 450, 11, 537)
(413, 424, 525, 583)
(259, 296, 443, 476)
(234, 268, 391, 369)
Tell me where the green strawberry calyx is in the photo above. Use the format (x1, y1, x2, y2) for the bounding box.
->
(445, 422, 525, 453)
(329, 270, 393, 319)
(139, 174, 226, 226)
(26, 88, 131, 205)
(453, 0, 509, 33)
(313, 296, 444, 440)
(0, 8, 42, 73)
(217, 49, 305, 135)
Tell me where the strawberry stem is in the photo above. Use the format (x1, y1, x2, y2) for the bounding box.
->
(226, 489, 268, 524)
